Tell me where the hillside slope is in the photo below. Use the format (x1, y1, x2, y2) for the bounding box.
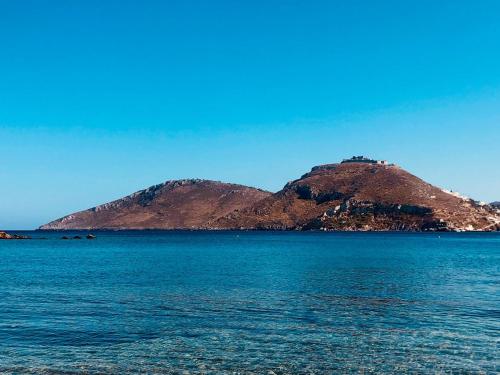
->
(40, 179, 271, 230)
(212, 163, 500, 231)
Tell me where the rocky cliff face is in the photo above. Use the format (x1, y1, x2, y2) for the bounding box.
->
(40, 180, 271, 230)
(211, 163, 500, 232)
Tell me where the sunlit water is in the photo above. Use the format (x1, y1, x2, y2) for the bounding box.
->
(0, 231, 498, 374)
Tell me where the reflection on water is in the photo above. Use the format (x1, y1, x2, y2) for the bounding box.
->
(0, 231, 498, 373)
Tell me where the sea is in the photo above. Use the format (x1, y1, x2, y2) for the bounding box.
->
(0, 231, 498, 374)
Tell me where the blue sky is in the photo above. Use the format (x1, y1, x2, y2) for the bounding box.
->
(1, 0, 499, 229)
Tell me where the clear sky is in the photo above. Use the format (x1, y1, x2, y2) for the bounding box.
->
(1, 0, 499, 229)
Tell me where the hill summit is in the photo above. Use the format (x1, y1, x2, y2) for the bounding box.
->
(212, 158, 500, 231)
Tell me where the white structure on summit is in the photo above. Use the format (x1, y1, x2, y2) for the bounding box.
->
(341, 156, 388, 165)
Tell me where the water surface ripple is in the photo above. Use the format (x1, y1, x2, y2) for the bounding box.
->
(0, 231, 498, 373)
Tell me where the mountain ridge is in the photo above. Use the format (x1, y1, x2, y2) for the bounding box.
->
(40, 160, 500, 232)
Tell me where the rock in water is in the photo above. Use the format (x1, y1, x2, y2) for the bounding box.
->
(0, 231, 30, 239)
(0, 231, 13, 239)
(86, 234, 96, 239)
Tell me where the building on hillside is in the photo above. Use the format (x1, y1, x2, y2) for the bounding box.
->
(341, 156, 388, 165)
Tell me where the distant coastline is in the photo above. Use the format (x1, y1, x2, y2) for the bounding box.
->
(39, 158, 500, 233)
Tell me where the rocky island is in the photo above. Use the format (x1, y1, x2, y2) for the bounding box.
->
(40, 158, 500, 232)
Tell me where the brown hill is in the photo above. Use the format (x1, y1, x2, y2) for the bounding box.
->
(212, 162, 500, 231)
(40, 179, 271, 230)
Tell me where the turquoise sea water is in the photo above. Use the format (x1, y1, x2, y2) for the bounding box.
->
(0, 231, 498, 374)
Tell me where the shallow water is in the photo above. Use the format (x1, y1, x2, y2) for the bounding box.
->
(0, 231, 498, 373)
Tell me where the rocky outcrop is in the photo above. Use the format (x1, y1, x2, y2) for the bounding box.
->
(0, 231, 12, 239)
(40, 179, 271, 230)
(0, 231, 30, 239)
